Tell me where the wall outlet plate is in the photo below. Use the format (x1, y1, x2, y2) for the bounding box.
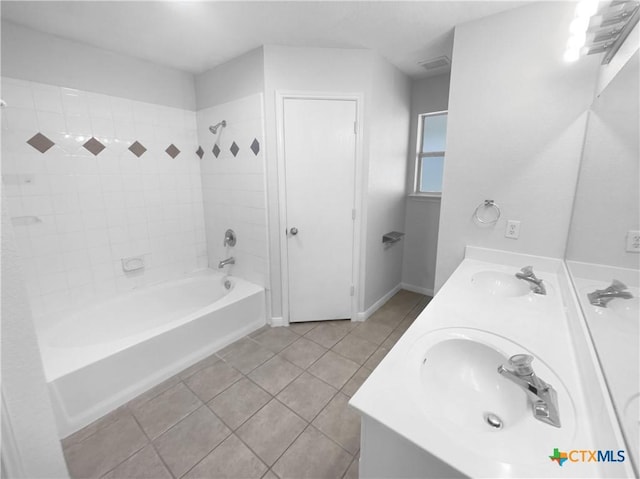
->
(505, 220, 520, 239)
(626, 230, 640, 253)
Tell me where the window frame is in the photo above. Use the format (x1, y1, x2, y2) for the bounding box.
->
(414, 110, 448, 197)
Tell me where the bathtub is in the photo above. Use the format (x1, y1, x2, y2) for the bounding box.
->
(37, 269, 265, 438)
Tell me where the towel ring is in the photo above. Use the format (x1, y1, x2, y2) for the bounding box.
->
(474, 200, 501, 225)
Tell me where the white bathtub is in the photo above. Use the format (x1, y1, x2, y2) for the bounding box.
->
(37, 269, 265, 438)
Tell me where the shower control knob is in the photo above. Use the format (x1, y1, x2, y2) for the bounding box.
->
(290, 227, 298, 236)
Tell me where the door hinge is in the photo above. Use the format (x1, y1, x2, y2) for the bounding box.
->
(350, 285, 355, 296)
(352, 209, 356, 220)
(353, 121, 357, 135)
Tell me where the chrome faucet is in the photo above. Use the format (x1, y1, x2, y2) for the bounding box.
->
(588, 279, 633, 307)
(515, 266, 546, 295)
(218, 257, 235, 269)
(498, 354, 561, 428)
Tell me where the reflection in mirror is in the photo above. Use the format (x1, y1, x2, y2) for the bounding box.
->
(566, 50, 639, 473)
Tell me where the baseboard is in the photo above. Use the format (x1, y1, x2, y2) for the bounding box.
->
(400, 282, 434, 297)
(355, 283, 402, 321)
(270, 316, 286, 327)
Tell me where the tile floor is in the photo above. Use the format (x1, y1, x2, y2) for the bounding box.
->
(62, 290, 430, 479)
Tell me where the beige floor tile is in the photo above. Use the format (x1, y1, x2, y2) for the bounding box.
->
(341, 366, 372, 398)
(222, 338, 275, 374)
(344, 457, 359, 479)
(287, 322, 318, 336)
(184, 360, 243, 402)
(183, 434, 267, 479)
(272, 426, 352, 479)
(331, 333, 377, 365)
(63, 415, 147, 478)
(252, 327, 299, 353)
(279, 337, 327, 369)
(219, 336, 254, 358)
(248, 355, 303, 395)
(308, 350, 359, 389)
(276, 372, 337, 422)
(62, 405, 130, 448)
(153, 406, 231, 477)
(381, 327, 405, 349)
(236, 399, 306, 466)
(363, 346, 390, 370)
(394, 316, 415, 334)
(303, 322, 350, 349)
(312, 392, 361, 454)
(131, 382, 202, 439)
(208, 378, 272, 430)
(101, 445, 171, 479)
(178, 353, 221, 380)
(127, 375, 181, 411)
(350, 321, 393, 345)
(367, 307, 405, 329)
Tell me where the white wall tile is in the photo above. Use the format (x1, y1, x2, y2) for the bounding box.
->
(2, 77, 204, 319)
(32, 85, 63, 113)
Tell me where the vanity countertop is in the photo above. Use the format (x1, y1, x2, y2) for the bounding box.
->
(350, 247, 631, 478)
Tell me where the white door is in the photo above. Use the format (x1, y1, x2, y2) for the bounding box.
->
(283, 98, 357, 322)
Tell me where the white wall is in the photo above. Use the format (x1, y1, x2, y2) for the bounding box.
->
(1, 22, 196, 110)
(1, 196, 69, 478)
(196, 93, 269, 286)
(363, 55, 411, 309)
(262, 45, 374, 320)
(1, 78, 206, 323)
(195, 48, 264, 110)
(401, 74, 450, 295)
(262, 46, 411, 318)
(435, 2, 601, 291)
(566, 52, 639, 269)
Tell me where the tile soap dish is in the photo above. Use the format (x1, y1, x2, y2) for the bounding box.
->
(382, 231, 405, 245)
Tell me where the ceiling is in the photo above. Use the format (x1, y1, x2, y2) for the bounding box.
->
(1, 1, 526, 78)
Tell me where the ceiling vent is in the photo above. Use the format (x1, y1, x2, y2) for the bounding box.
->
(419, 56, 451, 71)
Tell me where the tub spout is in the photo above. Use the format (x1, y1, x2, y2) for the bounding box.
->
(218, 257, 235, 268)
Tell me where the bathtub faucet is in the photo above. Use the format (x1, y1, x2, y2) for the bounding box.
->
(498, 354, 561, 428)
(218, 257, 235, 269)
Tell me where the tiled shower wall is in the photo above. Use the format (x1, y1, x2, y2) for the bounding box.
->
(196, 93, 268, 288)
(1, 77, 206, 324)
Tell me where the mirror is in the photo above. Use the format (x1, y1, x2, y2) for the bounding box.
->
(565, 51, 639, 471)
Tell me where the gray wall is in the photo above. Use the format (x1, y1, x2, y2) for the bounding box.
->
(195, 47, 264, 110)
(1, 22, 196, 110)
(401, 73, 450, 295)
(435, 2, 600, 290)
(364, 54, 411, 310)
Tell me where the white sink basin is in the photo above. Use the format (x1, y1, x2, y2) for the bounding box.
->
(404, 328, 576, 466)
(471, 271, 531, 297)
(609, 296, 639, 323)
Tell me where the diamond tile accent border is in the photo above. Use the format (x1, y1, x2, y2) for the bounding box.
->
(230, 142, 239, 157)
(196, 146, 204, 159)
(26, 132, 55, 153)
(212, 144, 221, 158)
(83, 137, 106, 156)
(250, 139, 260, 156)
(165, 144, 180, 159)
(128, 141, 147, 158)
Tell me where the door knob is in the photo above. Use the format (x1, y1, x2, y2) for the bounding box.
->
(290, 227, 298, 236)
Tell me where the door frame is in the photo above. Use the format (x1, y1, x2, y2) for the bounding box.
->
(275, 91, 365, 325)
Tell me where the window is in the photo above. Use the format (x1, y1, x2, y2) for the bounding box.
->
(416, 111, 447, 195)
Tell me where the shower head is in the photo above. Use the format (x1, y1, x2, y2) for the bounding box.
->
(209, 120, 227, 134)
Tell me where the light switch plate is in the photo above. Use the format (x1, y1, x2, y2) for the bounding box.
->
(626, 230, 640, 253)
